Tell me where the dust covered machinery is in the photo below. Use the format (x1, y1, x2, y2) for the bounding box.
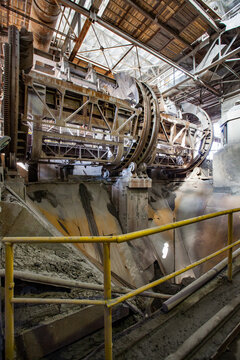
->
(2, 26, 213, 180)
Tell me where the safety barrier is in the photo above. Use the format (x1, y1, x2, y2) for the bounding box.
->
(2, 208, 240, 360)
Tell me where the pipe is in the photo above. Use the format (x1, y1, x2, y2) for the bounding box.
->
(161, 247, 240, 313)
(0, 3, 73, 40)
(11, 297, 106, 305)
(165, 295, 240, 360)
(0, 269, 171, 300)
(29, 0, 60, 51)
(107, 239, 240, 308)
(3, 208, 240, 244)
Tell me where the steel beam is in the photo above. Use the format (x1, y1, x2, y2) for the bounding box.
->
(105, 45, 134, 75)
(69, 18, 92, 61)
(61, 0, 85, 53)
(196, 47, 240, 74)
(148, 32, 220, 84)
(60, 1, 195, 75)
(59, 0, 220, 96)
(69, 0, 102, 62)
(162, 46, 240, 96)
(222, 63, 240, 79)
(177, 32, 220, 65)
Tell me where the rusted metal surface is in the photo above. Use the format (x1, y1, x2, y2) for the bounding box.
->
(20, 69, 213, 177)
(2, 25, 213, 177)
(16, 304, 129, 360)
(69, 18, 92, 62)
(27, 182, 147, 288)
(69, 0, 103, 62)
(29, 0, 60, 51)
(3, 25, 19, 169)
(23, 70, 137, 167)
(151, 102, 213, 175)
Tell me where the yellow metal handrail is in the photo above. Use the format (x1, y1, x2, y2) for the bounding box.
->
(2, 208, 240, 360)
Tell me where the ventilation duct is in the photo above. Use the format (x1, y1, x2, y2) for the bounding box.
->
(29, 0, 60, 52)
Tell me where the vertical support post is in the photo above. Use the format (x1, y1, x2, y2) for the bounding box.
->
(5, 243, 14, 360)
(173, 214, 176, 279)
(228, 213, 233, 281)
(103, 243, 112, 360)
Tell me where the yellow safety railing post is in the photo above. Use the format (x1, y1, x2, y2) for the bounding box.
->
(5, 243, 15, 360)
(2, 208, 240, 359)
(103, 243, 112, 360)
(228, 213, 233, 281)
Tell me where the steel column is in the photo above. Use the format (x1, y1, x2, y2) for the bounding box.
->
(103, 243, 112, 360)
(163, 46, 240, 96)
(228, 213, 233, 281)
(5, 243, 14, 360)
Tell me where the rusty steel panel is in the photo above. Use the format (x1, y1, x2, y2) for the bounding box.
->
(27, 182, 147, 288)
(16, 304, 129, 360)
(21, 70, 213, 177)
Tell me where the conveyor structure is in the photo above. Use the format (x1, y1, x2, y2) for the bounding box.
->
(2, 26, 213, 179)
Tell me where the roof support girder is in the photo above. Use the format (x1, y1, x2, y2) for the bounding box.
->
(162, 46, 240, 95)
(59, 0, 221, 96)
(62, 0, 85, 54)
(69, 18, 91, 61)
(105, 45, 134, 75)
(68, 0, 102, 62)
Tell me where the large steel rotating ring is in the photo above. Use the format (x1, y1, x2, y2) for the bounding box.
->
(7, 65, 213, 177)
